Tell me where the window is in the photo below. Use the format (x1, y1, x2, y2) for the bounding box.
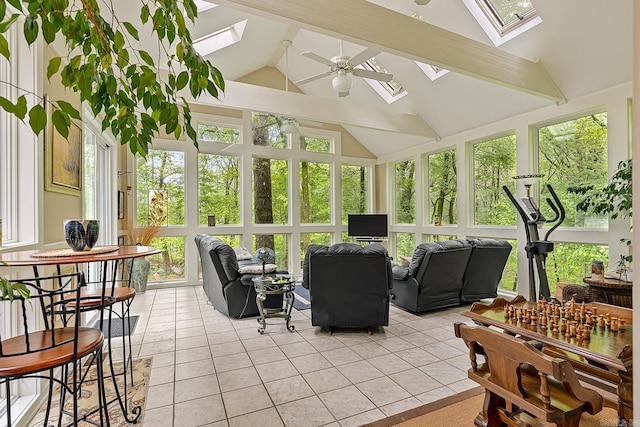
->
(198, 154, 240, 225)
(300, 160, 331, 224)
(252, 113, 288, 149)
(253, 234, 290, 272)
(461, 0, 542, 46)
(300, 232, 331, 267)
(300, 135, 331, 153)
(427, 149, 457, 225)
(136, 150, 185, 226)
(193, 19, 247, 57)
(253, 158, 289, 225)
(537, 112, 608, 228)
(197, 123, 240, 144)
(358, 57, 407, 104)
(394, 232, 416, 261)
(341, 164, 368, 223)
(146, 236, 186, 282)
(0, 23, 38, 247)
(547, 243, 609, 290)
(472, 135, 516, 226)
(395, 160, 415, 224)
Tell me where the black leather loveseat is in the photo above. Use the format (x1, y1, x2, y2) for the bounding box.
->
(390, 238, 511, 313)
(302, 242, 393, 329)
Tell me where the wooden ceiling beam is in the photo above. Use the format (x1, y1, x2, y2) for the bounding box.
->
(215, 0, 565, 102)
(186, 80, 439, 138)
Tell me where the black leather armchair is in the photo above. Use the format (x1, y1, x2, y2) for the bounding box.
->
(390, 240, 473, 312)
(302, 243, 392, 328)
(195, 234, 282, 318)
(461, 238, 512, 302)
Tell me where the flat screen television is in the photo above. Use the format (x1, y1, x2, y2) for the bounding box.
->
(347, 214, 388, 237)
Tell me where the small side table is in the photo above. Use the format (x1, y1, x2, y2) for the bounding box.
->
(252, 275, 297, 334)
(582, 276, 633, 308)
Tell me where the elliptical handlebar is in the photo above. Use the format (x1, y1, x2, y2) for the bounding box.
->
(543, 184, 565, 241)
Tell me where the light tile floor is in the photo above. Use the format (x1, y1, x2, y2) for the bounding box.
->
(122, 286, 478, 427)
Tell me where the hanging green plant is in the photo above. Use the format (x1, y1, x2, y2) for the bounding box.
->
(568, 158, 632, 264)
(0, 0, 224, 157)
(0, 262, 29, 301)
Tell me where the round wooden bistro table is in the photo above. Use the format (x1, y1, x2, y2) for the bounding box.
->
(0, 245, 160, 423)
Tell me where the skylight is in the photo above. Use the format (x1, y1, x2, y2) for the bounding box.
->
(357, 57, 407, 104)
(193, 19, 247, 57)
(461, 0, 542, 46)
(193, 0, 217, 13)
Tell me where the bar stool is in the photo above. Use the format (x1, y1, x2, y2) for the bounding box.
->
(78, 256, 141, 422)
(0, 272, 109, 426)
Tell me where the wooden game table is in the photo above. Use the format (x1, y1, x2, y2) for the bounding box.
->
(463, 295, 632, 426)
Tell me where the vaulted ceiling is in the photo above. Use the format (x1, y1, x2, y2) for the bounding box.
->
(178, 0, 632, 157)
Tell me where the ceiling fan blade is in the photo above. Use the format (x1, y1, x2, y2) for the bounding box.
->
(294, 71, 333, 86)
(300, 51, 335, 67)
(348, 48, 380, 67)
(338, 91, 350, 98)
(353, 68, 394, 82)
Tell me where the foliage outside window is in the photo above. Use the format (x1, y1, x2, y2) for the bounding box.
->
(428, 150, 457, 225)
(252, 157, 288, 227)
(473, 135, 516, 225)
(300, 232, 331, 267)
(136, 149, 185, 226)
(198, 154, 240, 225)
(423, 234, 456, 243)
(252, 234, 289, 272)
(395, 160, 415, 224)
(548, 243, 609, 290)
(395, 232, 416, 261)
(538, 113, 608, 228)
(146, 236, 186, 282)
(300, 161, 331, 224)
(252, 113, 288, 149)
(341, 165, 368, 223)
(300, 135, 331, 153)
(197, 124, 240, 144)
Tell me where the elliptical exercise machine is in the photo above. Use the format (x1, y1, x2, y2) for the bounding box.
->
(503, 179, 565, 302)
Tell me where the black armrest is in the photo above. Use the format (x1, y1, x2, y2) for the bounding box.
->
(392, 265, 409, 281)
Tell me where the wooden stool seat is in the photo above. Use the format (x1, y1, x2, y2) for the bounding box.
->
(0, 328, 103, 376)
(64, 287, 135, 307)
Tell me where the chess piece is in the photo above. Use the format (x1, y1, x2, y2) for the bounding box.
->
(619, 317, 626, 331)
(611, 317, 619, 332)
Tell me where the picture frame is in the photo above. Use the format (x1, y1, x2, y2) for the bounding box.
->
(117, 191, 125, 219)
(45, 100, 82, 196)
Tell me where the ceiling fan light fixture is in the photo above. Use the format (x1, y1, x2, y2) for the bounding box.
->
(280, 119, 298, 135)
(332, 70, 352, 93)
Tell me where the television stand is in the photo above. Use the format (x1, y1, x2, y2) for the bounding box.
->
(355, 237, 383, 243)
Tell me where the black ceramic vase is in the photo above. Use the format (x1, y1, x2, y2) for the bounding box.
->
(64, 219, 100, 251)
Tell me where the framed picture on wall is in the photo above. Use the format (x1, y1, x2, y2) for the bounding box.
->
(45, 100, 82, 196)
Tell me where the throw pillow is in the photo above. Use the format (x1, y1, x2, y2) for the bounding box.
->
(234, 246, 253, 260)
(239, 263, 278, 274)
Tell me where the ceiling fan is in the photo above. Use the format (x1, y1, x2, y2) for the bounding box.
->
(295, 40, 393, 97)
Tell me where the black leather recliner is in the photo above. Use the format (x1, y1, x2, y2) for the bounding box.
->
(195, 234, 282, 318)
(390, 240, 473, 312)
(461, 238, 512, 302)
(302, 243, 393, 328)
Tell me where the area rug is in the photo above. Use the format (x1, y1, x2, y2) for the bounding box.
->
(362, 386, 619, 427)
(92, 315, 140, 338)
(29, 357, 152, 426)
(293, 284, 311, 310)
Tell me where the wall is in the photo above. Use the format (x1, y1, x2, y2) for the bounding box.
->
(42, 45, 82, 245)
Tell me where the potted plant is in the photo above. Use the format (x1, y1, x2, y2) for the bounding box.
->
(568, 158, 632, 272)
(123, 218, 162, 293)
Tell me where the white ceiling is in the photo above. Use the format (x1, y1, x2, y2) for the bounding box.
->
(182, 0, 632, 157)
